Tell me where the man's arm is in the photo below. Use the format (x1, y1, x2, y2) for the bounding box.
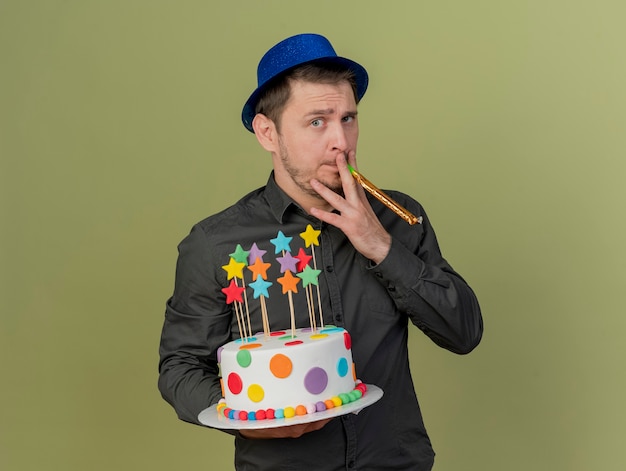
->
(369, 221, 483, 354)
(158, 224, 231, 424)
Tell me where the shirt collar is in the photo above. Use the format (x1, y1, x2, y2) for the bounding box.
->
(263, 172, 300, 223)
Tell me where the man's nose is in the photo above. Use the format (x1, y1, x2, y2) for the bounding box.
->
(330, 124, 348, 152)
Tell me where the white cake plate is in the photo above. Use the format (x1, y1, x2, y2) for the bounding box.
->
(198, 384, 383, 430)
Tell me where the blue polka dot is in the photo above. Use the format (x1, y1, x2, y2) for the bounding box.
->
(337, 357, 349, 377)
(320, 327, 343, 334)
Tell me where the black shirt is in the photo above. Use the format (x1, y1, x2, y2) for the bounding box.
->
(158, 173, 483, 470)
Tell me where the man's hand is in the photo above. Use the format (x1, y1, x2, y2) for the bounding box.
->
(238, 418, 331, 439)
(309, 152, 392, 265)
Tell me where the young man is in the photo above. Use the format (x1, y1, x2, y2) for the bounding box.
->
(158, 33, 483, 470)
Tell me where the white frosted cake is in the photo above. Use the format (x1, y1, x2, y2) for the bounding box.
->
(216, 326, 367, 421)
(210, 226, 373, 423)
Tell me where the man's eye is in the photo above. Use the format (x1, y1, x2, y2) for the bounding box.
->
(311, 119, 323, 127)
(342, 115, 354, 123)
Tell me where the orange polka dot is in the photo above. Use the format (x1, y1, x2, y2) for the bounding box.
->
(239, 343, 262, 350)
(295, 405, 307, 416)
(270, 353, 293, 378)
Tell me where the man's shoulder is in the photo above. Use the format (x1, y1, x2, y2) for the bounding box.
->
(194, 185, 267, 232)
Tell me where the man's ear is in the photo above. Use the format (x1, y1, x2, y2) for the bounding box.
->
(252, 114, 278, 153)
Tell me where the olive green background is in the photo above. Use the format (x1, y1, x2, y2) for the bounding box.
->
(2, 1, 625, 470)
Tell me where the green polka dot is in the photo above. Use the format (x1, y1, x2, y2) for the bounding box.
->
(236, 349, 252, 367)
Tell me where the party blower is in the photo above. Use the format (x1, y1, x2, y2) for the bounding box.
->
(347, 164, 423, 226)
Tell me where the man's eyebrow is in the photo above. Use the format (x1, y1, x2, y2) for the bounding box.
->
(304, 109, 358, 117)
(305, 108, 335, 117)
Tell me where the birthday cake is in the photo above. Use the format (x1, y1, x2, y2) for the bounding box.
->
(216, 326, 366, 421)
(211, 225, 371, 423)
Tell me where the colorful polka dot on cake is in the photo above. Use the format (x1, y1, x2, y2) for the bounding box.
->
(269, 353, 292, 378)
(234, 337, 258, 343)
(310, 333, 328, 340)
(227, 373, 243, 394)
(247, 384, 264, 402)
(237, 349, 252, 367)
(304, 367, 328, 394)
(239, 343, 262, 350)
(344, 332, 351, 349)
(337, 357, 349, 377)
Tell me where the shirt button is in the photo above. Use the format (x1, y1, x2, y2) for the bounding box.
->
(375, 272, 383, 278)
(348, 461, 355, 468)
(388, 286, 396, 292)
(335, 314, 342, 322)
(326, 266, 334, 272)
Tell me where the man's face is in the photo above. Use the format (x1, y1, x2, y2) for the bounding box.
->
(273, 80, 359, 202)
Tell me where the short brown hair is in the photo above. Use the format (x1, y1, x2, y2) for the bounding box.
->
(255, 61, 359, 132)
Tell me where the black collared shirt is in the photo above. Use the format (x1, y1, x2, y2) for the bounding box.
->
(159, 173, 482, 470)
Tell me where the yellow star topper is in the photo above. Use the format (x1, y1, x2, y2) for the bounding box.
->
(300, 224, 321, 248)
(221, 257, 245, 280)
